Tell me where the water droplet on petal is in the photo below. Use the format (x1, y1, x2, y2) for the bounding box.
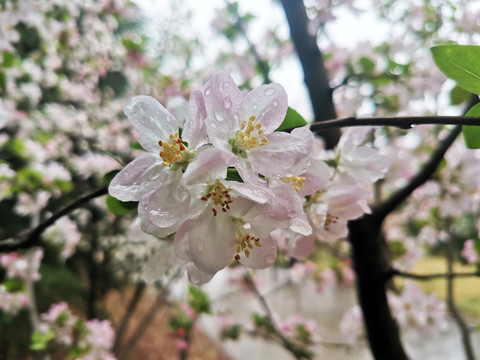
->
(257, 96, 262, 101)
(273, 100, 279, 107)
(265, 254, 275, 265)
(224, 99, 232, 109)
(252, 103, 258, 110)
(264, 87, 276, 96)
(204, 87, 211, 96)
(225, 81, 229, 88)
(197, 239, 205, 251)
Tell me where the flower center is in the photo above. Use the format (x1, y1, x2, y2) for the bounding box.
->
(201, 180, 233, 216)
(158, 132, 196, 171)
(232, 218, 261, 259)
(158, 132, 186, 166)
(281, 176, 306, 192)
(324, 213, 339, 231)
(229, 115, 268, 158)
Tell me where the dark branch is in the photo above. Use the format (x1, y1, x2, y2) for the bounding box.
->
(388, 268, 480, 281)
(0, 186, 108, 252)
(310, 115, 480, 132)
(373, 125, 461, 221)
(280, 0, 340, 148)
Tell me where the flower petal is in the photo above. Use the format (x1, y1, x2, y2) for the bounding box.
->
(238, 234, 277, 269)
(186, 263, 215, 285)
(182, 90, 208, 149)
(182, 148, 236, 186)
(146, 172, 191, 228)
(125, 95, 179, 153)
(174, 210, 235, 274)
(108, 153, 165, 202)
(142, 243, 174, 283)
(237, 83, 288, 134)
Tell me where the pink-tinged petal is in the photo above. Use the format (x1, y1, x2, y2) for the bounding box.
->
(341, 146, 389, 184)
(237, 83, 288, 134)
(186, 263, 215, 285)
(288, 212, 313, 236)
(299, 159, 331, 197)
(338, 126, 371, 154)
(146, 173, 190, 228)
(138, 200, 180, 238)
(204, 114, 235, 150)
(174, 210, 235, 274)
(203, 72, 242, 129)
(234, 158, 267, 186)
(287, 233, 315, 261)
(109, 153, 165, 202)
(142, 243, 174, 283)
(182, 90, 208, 149)
(324, 185, 371, 212)
(250, 130, 312, 178)
(124, 96, 180, 153)
(182, 148, 236, 186)
(238, 234, 277, 269)
(226, 181, 273, 204)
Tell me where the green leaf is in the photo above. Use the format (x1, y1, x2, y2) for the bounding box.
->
(462, 103, 480, 149)
(2, 51, 15, 68)
(226, 168, 243, 182)
(358, 56, 376, 74)
(188, 285, 211, 314)
(431, 45, 480, 94)
(106, 195, 138, 215)
(101, 170, 120, 187)
(3, 279, 26, 293)
(30, 329, 55, 350)
(450, 85, 471, 105)
(275, 107, 307, 132)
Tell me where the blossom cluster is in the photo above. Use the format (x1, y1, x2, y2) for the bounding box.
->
(35, 302, 116, 360)
(109, 71, 388, 283)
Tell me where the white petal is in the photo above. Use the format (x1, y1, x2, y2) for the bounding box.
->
(182, 148, 236, 186)
(142, 244, 174, 283)
(174, 210, 235, 274)
(186, 263, 215, 285)
(146, 172, 191, 228)
(237, 83, 288, 134)
(182, 90, 208, 149)
(138, 199, 180, 238)
(125, 95, 179, 153)
(238, 234, 277, 269)
(108, 153, 165, 202)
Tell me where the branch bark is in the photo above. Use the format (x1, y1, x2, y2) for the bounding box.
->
(388, 268, 480, 281)
(280, 0, 340, 148)
(0, 187, 108, 252)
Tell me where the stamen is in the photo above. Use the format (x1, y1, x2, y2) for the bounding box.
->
(324, 213, 339, 231)
(158, 132, 186, 166)
(281, 176, 306, 192)
(232, 218, 261, 260)
(203, 180, 233, 215)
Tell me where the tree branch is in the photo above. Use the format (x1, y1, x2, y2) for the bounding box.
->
(310, 115, 480, 132)
(373, 125, 461, 221)
(388, 268, 480, 281)
(280, 0, 340, 149)
(0, 187, 108, 252)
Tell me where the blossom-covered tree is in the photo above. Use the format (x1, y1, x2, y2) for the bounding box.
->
(1, 1, 480, 360)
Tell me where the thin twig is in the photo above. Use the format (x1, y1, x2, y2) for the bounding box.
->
(113, 282, 147, 352)
(446, 235, 476, 360)
(373, 125, 461, 221)
(388, 268, 480, 281)
(225, 1, 271, 84)
(0, 187, 108, 252)
(310, 115, 480, 131)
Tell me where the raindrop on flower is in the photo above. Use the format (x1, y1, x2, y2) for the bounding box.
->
(272, 100, 279, 107)
(224, 98, 232, 109)
(257, 96, 262, 101)
(264, 88, 276, 96)
(252, 103, 258, 110)
(264, 254, 275, 265)
(204, 87, 211, 96)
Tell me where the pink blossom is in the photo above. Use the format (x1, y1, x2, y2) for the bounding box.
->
(461, 240, 477, 263)
(339, 305, 364, 344)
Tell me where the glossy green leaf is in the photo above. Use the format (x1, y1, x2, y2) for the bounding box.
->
(450, 85, 470, 105)
(102, 169, 120, 187)
(463, 103, 480, 149)
(106, 195, 138, 215)
(431, 45, 480, 95)
(275, 107, 307, 131)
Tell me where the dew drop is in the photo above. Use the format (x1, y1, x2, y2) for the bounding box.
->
(257, 96, 262, 101)
(224, 98, 232, 109)
(204, 87, 211, 96)
(225, 81, 230, 88)
(265, 254, 275, 265)
(264, 87, 276, 96)
(252, 103, 258, 110)
(272, 100, 279, 107)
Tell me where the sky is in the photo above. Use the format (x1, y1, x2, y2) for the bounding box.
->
(133, 0, 391, 120)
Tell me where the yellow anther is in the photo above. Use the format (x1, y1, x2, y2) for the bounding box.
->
(158, 132, 186, 166)
(232, 218, 262, 260)
(201, 180, 233, 215)
(281, 176, 306, 192)
(234, 115, 268, 151)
